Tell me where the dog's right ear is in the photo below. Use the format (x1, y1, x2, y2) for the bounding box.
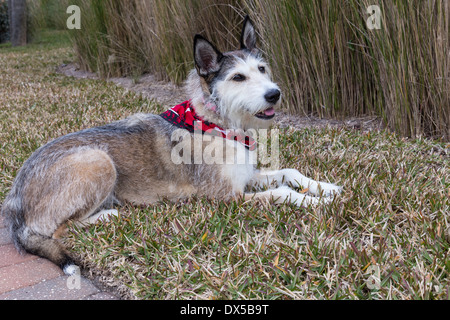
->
(194, 34, 223, 77)
(240, 15, 257, 51)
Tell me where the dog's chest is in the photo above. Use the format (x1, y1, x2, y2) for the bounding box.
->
(220, 140, 256, 193)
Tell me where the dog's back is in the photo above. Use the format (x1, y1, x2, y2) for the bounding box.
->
(1, 113, 242, 273)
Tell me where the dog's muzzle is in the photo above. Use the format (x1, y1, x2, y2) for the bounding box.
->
(255, 89, 280, 120)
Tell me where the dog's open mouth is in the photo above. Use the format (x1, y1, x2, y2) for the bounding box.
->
(255, 107, 275, 120)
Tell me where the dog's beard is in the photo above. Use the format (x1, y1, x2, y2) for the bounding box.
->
(212, 87, 277, 130)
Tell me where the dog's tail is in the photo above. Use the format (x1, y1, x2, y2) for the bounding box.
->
(1, 195, 78, 275)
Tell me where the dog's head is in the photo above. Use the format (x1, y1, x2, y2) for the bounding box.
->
(189, 16, 281, 130)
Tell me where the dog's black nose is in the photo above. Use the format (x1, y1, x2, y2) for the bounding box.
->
(264, 89, 281, 104)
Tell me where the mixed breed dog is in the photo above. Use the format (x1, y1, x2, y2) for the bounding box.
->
(1, 16, 342, 275)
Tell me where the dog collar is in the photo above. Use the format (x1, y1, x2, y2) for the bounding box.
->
(160, 100, 256, 151)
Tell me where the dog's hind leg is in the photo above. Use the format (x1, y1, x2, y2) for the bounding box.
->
(77, 208, 119, 226)
(54, 209, 119, 238)
(14, 148, 117, 274)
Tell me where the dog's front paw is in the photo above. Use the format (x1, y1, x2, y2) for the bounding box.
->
(318, 182, 343, 197)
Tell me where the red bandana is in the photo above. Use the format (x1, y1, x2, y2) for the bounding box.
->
(160, 100, 256, 151)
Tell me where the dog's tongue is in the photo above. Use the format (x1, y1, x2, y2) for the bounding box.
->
(264, 107, 275, 116)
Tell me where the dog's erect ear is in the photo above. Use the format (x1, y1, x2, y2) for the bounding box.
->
(194, 34, 223, 77)
(240, 15, 257, 51)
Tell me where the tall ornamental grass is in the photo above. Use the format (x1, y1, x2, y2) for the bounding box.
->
(67, 0, 449, 141)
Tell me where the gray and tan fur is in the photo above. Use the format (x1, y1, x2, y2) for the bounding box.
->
(1, 17, 342, 275)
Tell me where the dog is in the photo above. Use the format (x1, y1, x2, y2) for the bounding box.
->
(1, 16, 342, 275)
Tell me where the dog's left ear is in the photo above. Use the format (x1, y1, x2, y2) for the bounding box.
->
(194, 34, 223, 77)
(240, 15, 257, 51)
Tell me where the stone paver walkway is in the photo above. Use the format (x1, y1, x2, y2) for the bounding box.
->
(0, 215, 120, 300)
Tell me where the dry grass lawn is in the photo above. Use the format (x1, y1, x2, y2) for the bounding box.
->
(1, 30, 449, 300)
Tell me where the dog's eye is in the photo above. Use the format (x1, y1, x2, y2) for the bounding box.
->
(258, 66, 266, 73)
(232, 74, 246, 82)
